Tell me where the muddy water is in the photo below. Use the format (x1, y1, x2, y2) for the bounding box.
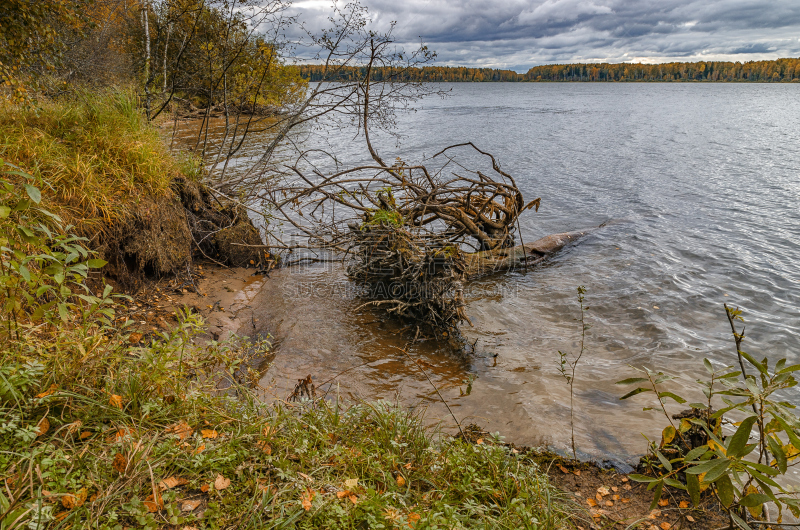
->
(178, 84, 800, 469)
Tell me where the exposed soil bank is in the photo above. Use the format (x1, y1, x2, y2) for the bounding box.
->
(97, 177, 266, 291)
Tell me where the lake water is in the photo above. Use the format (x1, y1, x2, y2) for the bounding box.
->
(181, 83, 800, 467)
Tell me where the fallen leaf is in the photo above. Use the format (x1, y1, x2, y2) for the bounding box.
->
(257, 441, 272, 455)
(404, 462, 413, 470)
(476, 438, 484, 445)
(658, 498, 669, 507)
(128, 332, 143, 344)
(54, 511, 70, 522)
(167, 421, 193, 440)
(622, 498, 631, 503)
(298, 472, 312, 481)
(408, 512, 421, 524)
(193, 444, 206, 455)
(605, 500, 614, 507)
(144, 492, 163, 512)
(396, 475, 406, 487)
(595, 493, 603, 502)
(573, 470, 581, 476)
(201, 429, 218, 439)
(344, 478, 358, 489)
(611, 486, 619, 492)
(61, 488, 88, 510)
(337, 490, 352, 498)
(686, 516, 695, 522)
(301, 488, 315, 511)
(623, 484, 632, 490)
(109, 394, 123, 409)
(36, 417, 50, 437)
(587, 498, 598, 507)
(621, 477, 629, 482)
(214, 474, 231, 490)
(67, 421, 82, 435)
(181, 499, 202, 512)
(36, 384, 58, 399)
(660, 523, 671, 530)
(679, 500, 690, 509)
(597, 486, 610, 497)
(612, 495, 620, 501)
(80, 431, 92, 440)
(200, 484, 210, 493)
(159, 477, 188, 490)
(112, 453, 127, 474)
(349, 494, 358, 504)
(558, 465, 570, 474)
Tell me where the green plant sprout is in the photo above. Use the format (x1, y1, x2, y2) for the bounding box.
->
(557, 285, 589, 460)
(617, 305, 800, 529)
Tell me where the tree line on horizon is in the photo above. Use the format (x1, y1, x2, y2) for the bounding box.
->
(296, 58, 800, 83)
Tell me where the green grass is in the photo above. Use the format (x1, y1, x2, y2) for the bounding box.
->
(0, 88, 199, 233)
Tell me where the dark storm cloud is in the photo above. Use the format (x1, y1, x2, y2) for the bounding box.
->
(288, 0, 800, 71)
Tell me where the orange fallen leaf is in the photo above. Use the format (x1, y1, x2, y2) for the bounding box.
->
(61, 488, 88, 510)
(408, 512, 421, 524)
(658, 498, 669, 507)
(36, 417, 50, 437)
(605, 500, 614, 507)
(679, 500, 690, 509)
(558, 465, 570, 474)
(214, 474, 230, 490)
(476, 438, 484, 444)
(595, 493, 603, 502)
(144, 492, 164, 513)
(396, 475, 406, 487)
(159, 476, 188, 490)
(36, 384, 58, 399)
(573, 470, 581, 476)
(301, 488, 315, 511)
(622, 498, 631, 503)
(621, 477, 629, 482)
(660, 523, 671, 530)
(611, 486, 619, 492)
(201, 429, 218, 439)
(597, 487, 610, 497)
(612, 494, 620, 501)
(167, 421, 193, 440)
(54, 511, 70, 522)
(112, 453, 127, 474)
(404, 462, 413, 470)
(193, 444, 206, 455)
(686, 516, 695, 522)
(80, 431, 92, 440)
(200, 484, 209, 493)
(348, 494, 358, 505)
(337, 490, 353, 499)
(257, 441, 272, 455)
(587, 498, 598, 507)
(109, 394, 123, 409)
(181, 499, 202, 512)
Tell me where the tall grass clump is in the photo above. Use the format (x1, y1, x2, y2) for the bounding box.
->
(1, 163, 578, 529)
(0, 88, 199, 233)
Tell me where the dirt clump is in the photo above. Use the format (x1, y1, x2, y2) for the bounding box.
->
(87, 177, 265, 290)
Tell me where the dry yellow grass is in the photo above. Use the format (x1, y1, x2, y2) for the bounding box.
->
(0, 88, 199, 232)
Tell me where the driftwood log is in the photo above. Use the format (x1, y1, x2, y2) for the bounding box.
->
(464, 229, 592, 278)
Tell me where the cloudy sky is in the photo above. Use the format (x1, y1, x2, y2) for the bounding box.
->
(289, 0, 800, 72)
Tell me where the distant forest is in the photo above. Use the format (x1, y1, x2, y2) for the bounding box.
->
(296, 58, 800, 83)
